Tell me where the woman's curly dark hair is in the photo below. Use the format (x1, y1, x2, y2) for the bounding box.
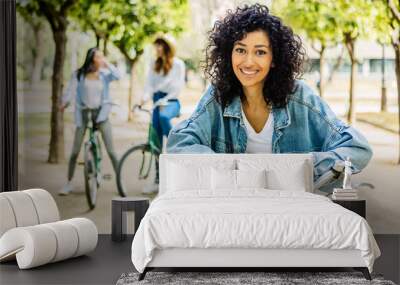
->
(204, 4, 305, 108)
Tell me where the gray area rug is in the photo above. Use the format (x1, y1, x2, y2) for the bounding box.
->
(116, 271, 396, 285)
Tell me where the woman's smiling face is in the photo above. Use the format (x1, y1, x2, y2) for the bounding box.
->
(231, 30, 273, 90)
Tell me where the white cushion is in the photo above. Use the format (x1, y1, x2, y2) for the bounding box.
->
(0, 191, 39, 227)
(0, 196, 17, 237)
(0, 218, 97, 269)
(211, 168, 236, 190)
(168, 162, 211, 191)
(266, 167, 306, 191)
(211, 169, 268, 191)
(0, 189, 59, 237)
(237, 158, 308, 191)
(24, 189, 60, 223)
(236, 169, 268, 189)
(159, 154, 313, 194)
(166, 159, 235, 192)
(0, 226, 57, 269)
(64, 218, 98, 257)
(42, 221, 79, 262)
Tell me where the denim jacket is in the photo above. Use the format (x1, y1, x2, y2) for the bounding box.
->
(167, 80, 373, 184)
(62, 64, 121, 127)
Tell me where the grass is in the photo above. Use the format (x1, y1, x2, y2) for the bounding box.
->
(357, 112, 399, 133)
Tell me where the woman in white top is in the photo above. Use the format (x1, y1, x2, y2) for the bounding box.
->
(142, 35, 186, 149)
(59, 47, 120, 195)
(140, 35, 185, 194)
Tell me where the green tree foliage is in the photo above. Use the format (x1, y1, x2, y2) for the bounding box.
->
(111, 0, 188, 61)
(106, 0, 189, 120)
(71, 0, 118, 55)
(275, 0, 376, 125)
(275, 0, 340, 98)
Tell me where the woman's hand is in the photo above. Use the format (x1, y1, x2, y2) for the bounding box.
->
(101, 58, 110, 69)
(154, 98, 168, 111)
(59, 103, 67, 112)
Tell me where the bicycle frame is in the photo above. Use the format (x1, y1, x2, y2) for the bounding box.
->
(133, 105, 162, 180)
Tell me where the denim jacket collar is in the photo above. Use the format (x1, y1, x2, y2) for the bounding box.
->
(222, 95, 291, 130)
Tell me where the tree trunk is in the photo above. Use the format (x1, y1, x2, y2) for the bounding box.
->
(394, 43, 400, 164)
(30, 23, 46, 86)
(47, 27, 67, 163)
(103, 37, 108, 56)
(345, 37, 356, 125)
(381, 44, 388, 112)
(128, 60, 136, 121)
(347, 57, 356, 124)
(318, 45, 326, 98)
(95, 33, 100, 48)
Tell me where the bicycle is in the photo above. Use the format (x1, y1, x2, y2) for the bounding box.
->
(83, 110, 103, 209)
(116, 104, 162, 197)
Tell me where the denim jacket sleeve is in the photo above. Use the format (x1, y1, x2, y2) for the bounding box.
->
(95, 64, 121, 124)
(299, 84, 373, 180)
(167, 87, 215, 154)
(166, 119, 215, 154)
(103, 63, 121, 82)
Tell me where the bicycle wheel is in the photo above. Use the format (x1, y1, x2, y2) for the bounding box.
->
(84, 143, 98, 210)
(116, 144, 157, 197)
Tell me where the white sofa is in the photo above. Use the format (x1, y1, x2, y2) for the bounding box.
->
(0, 189, 98, 269)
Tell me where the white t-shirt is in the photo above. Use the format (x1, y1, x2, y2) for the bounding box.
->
(83, 79, 103, 109)
(241, 107, 274, 153)
(143, 57, 186, 102)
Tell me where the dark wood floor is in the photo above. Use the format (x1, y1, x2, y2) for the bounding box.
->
(0, 235, 399, 285)
(0, 235, 134, 285)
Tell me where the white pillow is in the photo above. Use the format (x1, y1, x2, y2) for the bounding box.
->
(237, 169, 267, 189)
(266, 168, 306, 191)
(211, 168, 236, 190)
(211, 168, 268, 190)
(237, 158, 308, 191)
(167, 163, 210, 191)
(167, 160, 235, 192)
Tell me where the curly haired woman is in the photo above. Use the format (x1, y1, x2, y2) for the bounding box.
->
(167, 4, 372, 188)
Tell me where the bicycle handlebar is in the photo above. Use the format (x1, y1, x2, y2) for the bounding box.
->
(132, 104, 151, 114)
